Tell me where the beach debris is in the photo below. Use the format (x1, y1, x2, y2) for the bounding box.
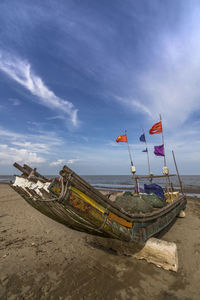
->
(132, 237, 178, 272)
(2, 253, 9, 258)
(178, 210, 186, 218)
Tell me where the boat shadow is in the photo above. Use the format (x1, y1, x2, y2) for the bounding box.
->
(86, 217, 179, 256)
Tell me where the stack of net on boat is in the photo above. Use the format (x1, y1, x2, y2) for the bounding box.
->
(114, 191, 166, 214)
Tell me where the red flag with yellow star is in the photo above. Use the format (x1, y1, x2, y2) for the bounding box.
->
(116, 134, 128, 143)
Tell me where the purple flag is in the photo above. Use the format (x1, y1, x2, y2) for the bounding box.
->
(154, 144, 164, 156)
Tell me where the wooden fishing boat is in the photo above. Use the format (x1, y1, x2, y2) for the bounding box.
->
(11, 162, 187, 244)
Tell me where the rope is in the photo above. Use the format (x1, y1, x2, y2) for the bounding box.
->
(36, 198, 58, 202)
(57, 174, 72, 201)
(97, 209, 109, 230)
(34, 173, 72, 202)
(58, 176, 64, 201)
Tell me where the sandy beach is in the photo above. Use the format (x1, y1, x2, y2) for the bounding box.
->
(0, 183, 200, 300)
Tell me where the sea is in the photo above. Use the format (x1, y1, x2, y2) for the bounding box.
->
(1, 174, 200, 197)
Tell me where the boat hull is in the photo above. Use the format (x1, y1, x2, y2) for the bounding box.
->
(11, 181, 187, 244)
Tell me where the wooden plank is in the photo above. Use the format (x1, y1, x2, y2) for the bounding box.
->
(135, 174, 176, 179)
(108, 212, 132, 228)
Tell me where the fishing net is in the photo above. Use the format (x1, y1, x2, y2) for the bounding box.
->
(141, 193, 167, 208)
(115, 191, 166, 214)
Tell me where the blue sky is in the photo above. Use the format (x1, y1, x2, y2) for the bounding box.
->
(0, 0, 200, 175)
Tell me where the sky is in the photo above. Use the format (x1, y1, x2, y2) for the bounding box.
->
(0, 0, 200, 175)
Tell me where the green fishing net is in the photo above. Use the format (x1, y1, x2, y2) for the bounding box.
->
(141, 193, 166, 208)
(115, 191, 166, 214)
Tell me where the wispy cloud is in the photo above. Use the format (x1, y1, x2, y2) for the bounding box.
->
(46, 115, 65, 121)
(135, 11, 200, 128)
(8, 98, 21, 106)
(0, 126, 62, 146)
(114, 96, 153, 118)
(0, 51, 79, 126)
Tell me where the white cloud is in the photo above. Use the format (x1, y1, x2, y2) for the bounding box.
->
(50, 159, 65, 166)
(0, 51, 79, 126)
(12, 141, 48, 153)
(0, 144, 45, 165)
(50, 158, 79, 166)
(67, 158, 79, 164)
(0, 126, 63, 168)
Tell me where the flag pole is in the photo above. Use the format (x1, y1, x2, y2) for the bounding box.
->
(160, 114, 167, 167)
(159, 114, 171, 193)
(125, 130, 138, 193)
(142, 128, 151, 176)
(125, 130, 133, 166)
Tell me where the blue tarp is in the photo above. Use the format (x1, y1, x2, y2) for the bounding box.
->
(144, 183, 165, 200)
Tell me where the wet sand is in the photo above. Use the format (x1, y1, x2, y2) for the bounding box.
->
(0, 183, 200, 300)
